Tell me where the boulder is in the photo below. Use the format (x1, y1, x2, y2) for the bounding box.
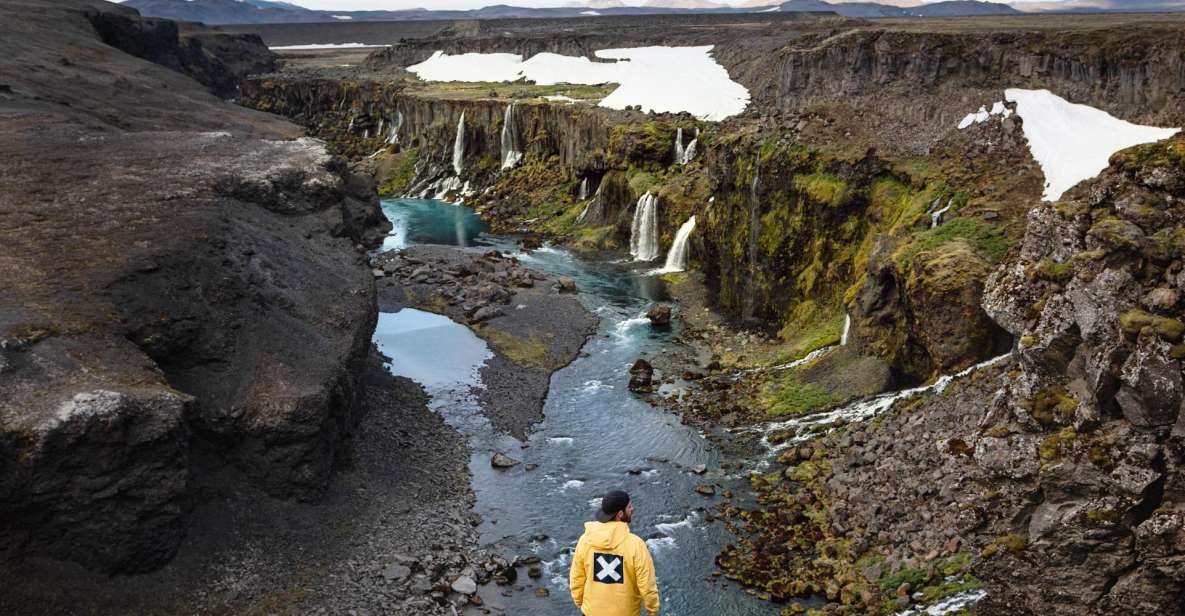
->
(491, 452, 521, 468)
(556, 277, 578, 293)
(451, 576, 477, 595)
(646, 304, 672, 327)
(628, 359, 654, 392)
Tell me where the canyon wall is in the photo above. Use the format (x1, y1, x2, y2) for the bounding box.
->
(0, 0, 387, 574)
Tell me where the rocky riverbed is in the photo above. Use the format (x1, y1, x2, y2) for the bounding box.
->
(373, 244, 598, 438)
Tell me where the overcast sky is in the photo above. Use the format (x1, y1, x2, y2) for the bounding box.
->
(275, 0, 1066, 9)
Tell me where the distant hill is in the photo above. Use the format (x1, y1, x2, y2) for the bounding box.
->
(119, 0, 1171, 26)
(909, 1, 1022, 16)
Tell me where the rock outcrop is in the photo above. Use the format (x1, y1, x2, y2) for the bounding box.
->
(0, 0, 388, 573)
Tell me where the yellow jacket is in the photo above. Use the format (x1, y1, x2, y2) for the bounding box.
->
(569, 521, 660, 616)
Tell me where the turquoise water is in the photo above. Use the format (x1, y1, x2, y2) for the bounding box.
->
(374, 198, 774, 616)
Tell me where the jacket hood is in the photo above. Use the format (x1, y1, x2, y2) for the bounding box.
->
(583, 521, 630, 550)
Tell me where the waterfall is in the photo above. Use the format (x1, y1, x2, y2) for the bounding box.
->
(453, 112, 466, 176)
(376, 118, 384, 137)
(743, 161, 761, 320)
(682, 130, 699, 165)
(629, 192, 661, 262)
(386, 111, 404, 145)
(347, 116, 355, 132)
(500, 103, 523, 170)
(931, 198, 953, 229)
(575, 203, 591, 224)
(656, 216, 696, 273)
(579, 177, 589, 201)
(673, 127, 685, 164)
(840, 313, 852, 346)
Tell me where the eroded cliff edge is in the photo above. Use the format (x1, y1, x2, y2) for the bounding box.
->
(0, 0, 388, 574)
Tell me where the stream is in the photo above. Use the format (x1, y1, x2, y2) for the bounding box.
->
(372, 198, 774, 615)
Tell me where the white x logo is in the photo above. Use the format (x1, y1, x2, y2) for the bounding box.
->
(595, 555, 622, 582)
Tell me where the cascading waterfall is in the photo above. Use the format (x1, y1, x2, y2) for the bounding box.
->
(656, 216, 696, 273)
(453, 112, 466, 176)
(579, 177, 589, 201)
(501, 102, 523, 170)
(629, 192, 661, 262)
(682, 128, 699, 165)
(757, 352, 1012, 455)
(840, 313, 852, 346)
(673, 127, 685, 164)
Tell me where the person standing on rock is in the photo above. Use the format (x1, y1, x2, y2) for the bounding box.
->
(569, 490, 660, 616)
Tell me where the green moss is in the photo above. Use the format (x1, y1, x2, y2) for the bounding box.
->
(895, 218, 1012, 273)
(1031, 258, 1074, 283)
(996, 533, 1028, 554)
(1085, 508, 1122, 526)
(479, 328, 553, 369)
(377, 147, 419, 196)
(1110, 138, 1185, 171)
(775, 308, 845, 363)
(1087, 217, 1143, 250)
(1038, 426, 1078, 462)
(1024, 386, 1079, 425)
(794, 173, 853, 208)
(760, 376, 838, 418)
(1120, 309, 1185, 342)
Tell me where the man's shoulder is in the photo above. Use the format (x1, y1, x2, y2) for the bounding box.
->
(626, 532, 649, 549)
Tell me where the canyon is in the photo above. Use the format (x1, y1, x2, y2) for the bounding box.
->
(2, 2, 1185, 615)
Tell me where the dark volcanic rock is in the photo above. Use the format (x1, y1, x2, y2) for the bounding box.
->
(0, 0, 389, 574)
(629, 359, 654, 393)
(646, 304, 672, 327)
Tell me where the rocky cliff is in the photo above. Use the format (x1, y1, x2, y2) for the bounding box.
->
(0, 0, 387, 574)
(714, 139, 1185, 616)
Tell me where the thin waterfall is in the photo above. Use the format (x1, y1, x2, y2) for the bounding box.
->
(500, 102, 523, 170)
(840, 313, 852, 346)
(673, 127, 685, 164)
(931, 198, 953, 229)
(453, 112, 466, 176)
(629, 192, 661, 262)
(386, 111, 403, 145)
(743, 160, 761, 320)
(657, 216, 696, 273)
(579, 177, 589, 201)
(682, 128, 699, 164)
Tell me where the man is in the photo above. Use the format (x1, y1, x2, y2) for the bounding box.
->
(569, 490, 660, 616)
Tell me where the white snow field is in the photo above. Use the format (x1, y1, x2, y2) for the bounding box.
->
(407, 46, 750, 121)
(959, 89, 1179, 201)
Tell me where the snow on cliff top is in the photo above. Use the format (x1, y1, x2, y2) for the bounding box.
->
(407, 46, 750, 121)
(961, 89, 1180, 202)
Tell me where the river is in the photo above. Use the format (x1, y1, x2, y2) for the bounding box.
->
(372, 198, 774, 615)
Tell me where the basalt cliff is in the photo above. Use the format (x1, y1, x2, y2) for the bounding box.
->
(239, 11, 1185, 615)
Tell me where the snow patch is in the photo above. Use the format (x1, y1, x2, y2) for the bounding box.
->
(407, 47, 749, 121)
(959, 90, 1179, 202)
(1005, 88, 1179, 201)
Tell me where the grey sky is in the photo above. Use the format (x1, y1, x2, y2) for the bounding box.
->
(281, 0, 1064, 9)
